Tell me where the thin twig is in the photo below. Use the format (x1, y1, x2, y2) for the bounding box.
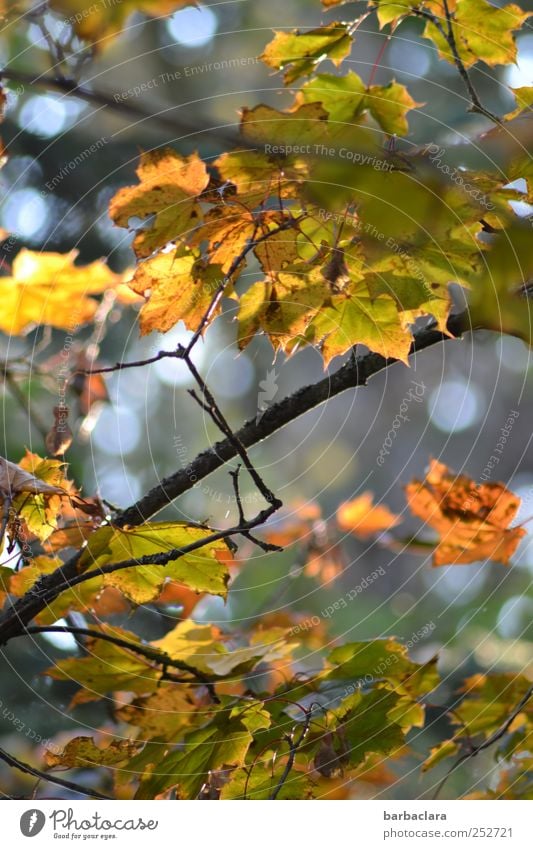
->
(114, 310, 469, 528)
(433, 683, 533, 799)
(269, 710, 312, 799)
(25, 625, 217, 692)
(183, 350, 280, 509)
(414, 3, 500, 124)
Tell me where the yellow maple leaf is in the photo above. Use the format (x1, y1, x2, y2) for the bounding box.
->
(0, 249, 121, 335)
(109, 148, 209, 258)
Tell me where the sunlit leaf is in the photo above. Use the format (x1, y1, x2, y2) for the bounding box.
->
(405, 458, 526, 566)
(337, 492, 401, 538)
(0, 250, 121, 335)
(109, 148, 209, 258)
(79, 523, 231, 603)
(260, 23, 353, 84)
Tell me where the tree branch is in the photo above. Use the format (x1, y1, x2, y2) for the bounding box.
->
(0, 504, 279, 644)
(0, 69, 242, 146)
(0, 311, 469, 645)
(115, 310, 469, 527)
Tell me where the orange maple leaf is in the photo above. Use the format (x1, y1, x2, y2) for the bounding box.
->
(336, 492, 401, 538)
(405, 459, 526, 567)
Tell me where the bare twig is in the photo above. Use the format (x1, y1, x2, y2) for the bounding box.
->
(433, 683, 533, 799)
(114, 310, 469, 527)
(269, 710, 312, 799)
(182, 349, 280, 509)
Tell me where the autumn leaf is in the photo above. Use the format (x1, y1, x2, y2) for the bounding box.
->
(421, 739, 460, 772)
(298, 71, 367, 123)
(45, 736, 140, 770)
(136, 712, 256, 798)
(116, 686, 197, 741)
(154, 620, 295, 676)
(109, 148, 209, 258)
(260, 23, 353, 84)
(0, 250, 121, 335)
(48, 625, 162, 702)
(0, 452, 77, 544)
(129, 251, 225, 335)
(190, 207, 256, 273)
(405, 459, 526, 566)
(366, 82, 422, 136)
(78, 522, 231, 604)
(504, 86, 533, 121)
(337, 492, 401, 538)
(423, 0, 532, 68)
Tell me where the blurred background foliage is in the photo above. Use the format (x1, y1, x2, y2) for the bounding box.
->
(0, 0, 532, 799)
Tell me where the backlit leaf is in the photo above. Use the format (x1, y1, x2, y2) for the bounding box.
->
(260, 23, 353, 84)
(45, 736, 140, 770)
(109, 148, 209, 258)
(0, 250, 121, 335)
(405, 459, 526, 566)
(337, 492, 401, 538)
(79, 523, 231, 603)
(423, 0, 532, 68)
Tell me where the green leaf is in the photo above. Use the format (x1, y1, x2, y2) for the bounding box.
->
(79, 522, 230, 604)
(299, 71, 367, 123)
(260, 22, 353, 84)
(327, 637, 440, 697)
(336, 689, 407, 766)
(306, 284, 412, 366)
(48, 625, 162, 702)
(221, 764, 311, 799)
(136, 715, 253, 798)
(366, 81, 422, 136)
(469, 226, 533, 345)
